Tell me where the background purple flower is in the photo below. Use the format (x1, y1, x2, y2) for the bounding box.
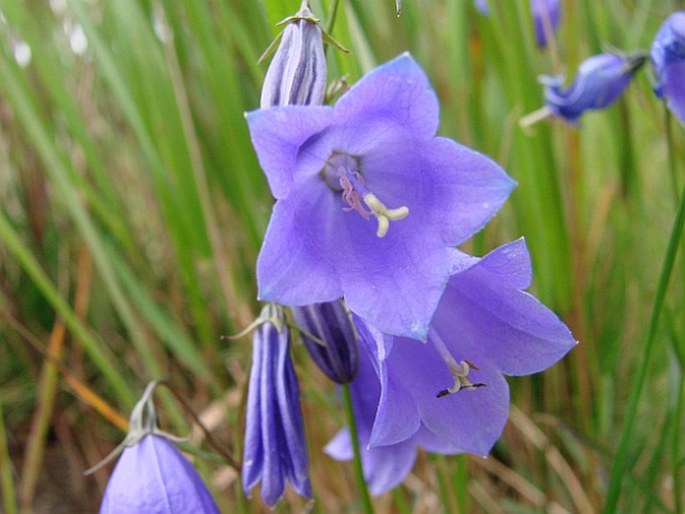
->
(326, 240, 576, 494)
(651, 12, 685, 125)
(473, 0, 560, 47)
(247, 54, 515, 339)
(541, 53, 645, 124)
(100, 435, 219, 514)
(531, 0, 561, 48)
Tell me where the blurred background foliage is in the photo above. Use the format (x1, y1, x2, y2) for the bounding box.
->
(1, 0, 684, 512)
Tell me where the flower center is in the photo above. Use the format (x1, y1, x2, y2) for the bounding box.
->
(322, 152, 409, 238)
(430, 329, 486, 398)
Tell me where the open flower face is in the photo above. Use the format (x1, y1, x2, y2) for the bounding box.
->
(326, 240, 576, 494)
(247, 54, 515, 339)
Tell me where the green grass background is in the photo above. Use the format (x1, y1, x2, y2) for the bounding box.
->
(1, 0, 684, 512)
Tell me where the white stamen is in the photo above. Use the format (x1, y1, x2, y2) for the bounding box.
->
(431, 329, 485, 398)
(363, 193, 409, 238)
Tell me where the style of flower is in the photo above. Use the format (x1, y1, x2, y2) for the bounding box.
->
(95, 382, 220, 514)
(532, 52, 646, 125)
(260, 5, 327, 109)
(247, 54, 515, 339)
(325, 240, 576, 494)
(242, 305, 312, 507)
(651, 11, 685, 125)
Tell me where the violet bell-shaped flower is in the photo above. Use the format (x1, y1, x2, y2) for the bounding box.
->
(522, 52, 646, 126)
(325, 240, 577, 494)
(93, 382, 219, 514)
(291, 300, 360, 383)
(651, 12, 685, 125)
(531, 0, 561, 48)
(242, 304, 311, 507)
(247, 54, 515, 339)
(472, 0, 560, 48)
(260, 5, 326, 108)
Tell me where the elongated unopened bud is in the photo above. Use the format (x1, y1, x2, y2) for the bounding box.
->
(291, 300, 360, 384)
(260, 8, 327, 108)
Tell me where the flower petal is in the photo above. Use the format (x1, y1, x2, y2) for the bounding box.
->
(324, 428, 417, 495)
(386, 340, 510, 456)
(662, 60, 685, 125)
(353, 320, 421, 447)
(246, 106, 332, 198)
(363, 136, 515, 245)
(256, 178, 343, 305)
(341, 239, 454, 339)
(100, 435, 219, 514)
(334, 54, 440, 139)
(436, 240, 577, 376)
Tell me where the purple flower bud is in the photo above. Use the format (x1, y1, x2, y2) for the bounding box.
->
(260, 8, 327, 108)
(541, 53, 645, 123)
(472, 0, 560, 47)
(242, 305, 311, 507)
(473, 0, 489, 15)
(651, 12, 685, 125)
(100, 434, 220, 514)
(291, 300, 360, 384)
(531, 0, 561, 48)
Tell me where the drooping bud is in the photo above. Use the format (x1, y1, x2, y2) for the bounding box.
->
(242, 304, 311, 507)
(93, 382, 220, 514)
(651, 12, 685, 125)
(522, 52, 646, 126)
(541, 53, 645, 123)
(291, 300, 360, 384)
(260, 6, 327, 108)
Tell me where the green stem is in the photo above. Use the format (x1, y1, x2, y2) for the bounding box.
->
(326, 0, 343, 37)
(0, 397, 18, 514)
(603, 110, 685, 513)
(341, 383, 374, 514)
(673, 372, 684, 514)
(666, 109, 680, 206)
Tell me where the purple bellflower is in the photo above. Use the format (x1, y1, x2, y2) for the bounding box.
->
(242, 304, 312, 507)
(291, 300, 360, 383)
(100, 435, 220, 514)
(247, 54, 515, 339)
(473, 0, 489, 15)
(651, 12, 685, 125)
(529, 52, 646, 125)
(531, 0, 561, 48)
(93, 382, 220, 514)
(473, 0, 560, 48)
(325, 240, 576, 494)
